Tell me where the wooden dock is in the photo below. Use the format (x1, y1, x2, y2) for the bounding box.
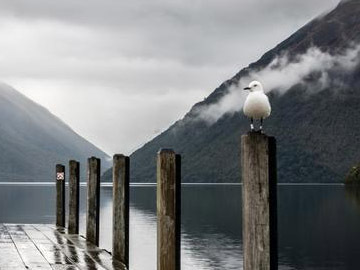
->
(0, 223, 127, 270)
(0, 137, 278, 270)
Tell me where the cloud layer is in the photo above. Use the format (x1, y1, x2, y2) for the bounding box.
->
(194, 45, 360, 124)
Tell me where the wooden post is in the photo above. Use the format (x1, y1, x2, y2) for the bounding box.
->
(86, 157, 101, 246)
(241, 132, 277, 270)
(68, 160, 80, 234)
(157, 149, 181, 270)
(55, 164, 65, 227)
(112, 154, 130, 266)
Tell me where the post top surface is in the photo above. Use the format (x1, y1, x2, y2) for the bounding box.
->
(157, 148, 175, 154)
(88, 157, 101, 165)
(113, 153, 126, 159)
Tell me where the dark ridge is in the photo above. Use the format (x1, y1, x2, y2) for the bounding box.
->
(0, 83, 110, 182)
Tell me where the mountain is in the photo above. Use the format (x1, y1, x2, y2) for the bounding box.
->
(0, 83, 110, 182)
(104, 0, 360, 183)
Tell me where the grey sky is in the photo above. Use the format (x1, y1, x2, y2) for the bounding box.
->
(0, 0, 339, 155)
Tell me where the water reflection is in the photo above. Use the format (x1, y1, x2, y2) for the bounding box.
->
(89, 186, 244, 270)
(0, 185, 55, 223)
(345, 185, 360, 212)
(1, 184, 360, 269)
(278, 185, 360, 270)
(127, 186, 243, 270)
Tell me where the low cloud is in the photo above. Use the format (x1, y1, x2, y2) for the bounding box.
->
(194, 44, 360, 124)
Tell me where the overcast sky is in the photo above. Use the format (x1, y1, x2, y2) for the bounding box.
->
(0, 0, 340, 155)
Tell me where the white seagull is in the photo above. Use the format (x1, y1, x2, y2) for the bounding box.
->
(243, 81, 271, 131)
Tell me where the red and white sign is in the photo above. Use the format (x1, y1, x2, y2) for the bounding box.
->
(56, 172, 65, 180)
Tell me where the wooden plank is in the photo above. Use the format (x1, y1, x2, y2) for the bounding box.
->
(35, 225, 126, 270)
(68, 160, 80, 234)
(34, 224, 106, 270)
(0, 243, 27, 269)
(0, 224, 26, 269)
(112, 154, 130, 266)
(21, 224, 74, 266)
(86, 157, 101, 246)
(241, 132, 277, 270)
(56, 164, 66, 227)
(0, 223, 12, 243)
(50, 265, 79, 270)
(6, 224, 53, 269)
(156, 149, 181, 270)
(0, 224, 126, 270)
(62, 234, 127, 270)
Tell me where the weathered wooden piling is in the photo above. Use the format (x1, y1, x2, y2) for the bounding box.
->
(157, 149, 181, 270)
(56, 164, 66, 227)
(68, 160, 80, 234)
(241, 132, 277, 270)
(86, 157, 101, 246)
(112, 154, 130, 266)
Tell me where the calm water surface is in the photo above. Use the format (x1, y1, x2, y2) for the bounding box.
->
(0, 184, 360, 270)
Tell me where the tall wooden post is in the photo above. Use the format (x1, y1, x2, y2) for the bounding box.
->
(157, 149, 181, 270)
(56, 164, 66, 227)
(112, 154, 130, 266)
(68, 160, 80, 234)
(86, 157, 101, 246)
(241, 132, 277, 270)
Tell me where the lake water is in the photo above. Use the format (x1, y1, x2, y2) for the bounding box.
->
(1, 183, 360, 270)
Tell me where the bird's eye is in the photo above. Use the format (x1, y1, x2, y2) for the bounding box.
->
(254, 84, 257, 87)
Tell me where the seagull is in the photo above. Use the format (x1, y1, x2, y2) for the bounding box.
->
(243, 81, 271, 131)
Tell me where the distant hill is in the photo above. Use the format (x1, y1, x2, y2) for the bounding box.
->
(0, 83, 110, 182)
(103, 0, 360, 183)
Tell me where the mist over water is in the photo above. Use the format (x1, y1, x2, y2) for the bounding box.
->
(1, 184, 360, 269)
